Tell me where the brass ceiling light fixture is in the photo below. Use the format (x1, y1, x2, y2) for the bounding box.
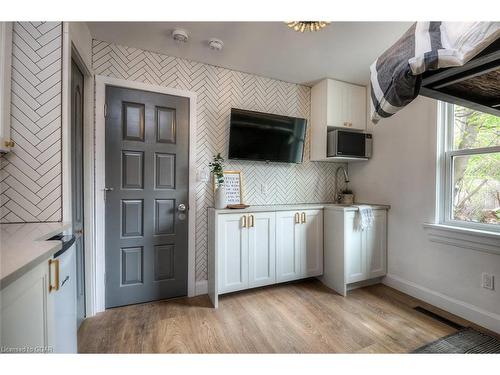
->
(287, 21, 330, 32)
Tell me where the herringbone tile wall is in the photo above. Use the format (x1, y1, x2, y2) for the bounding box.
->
(92, 40, 346, 281)
(0, 22, 62, 223)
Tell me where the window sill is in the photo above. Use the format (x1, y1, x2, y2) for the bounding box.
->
(423, 223, 500, 256)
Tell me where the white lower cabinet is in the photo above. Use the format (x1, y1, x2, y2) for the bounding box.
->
(217, 213, 249, 294)
(0, 260, 55, 352)
(345, 210, 387, 283)
(213, 208, 323, 305)
(323, 208, 388, 296)
(302, 209, 324, 277)
(248, 212, 276, 288)
(276, 211, 301, 282)
(217, 212, 276, 294)
(276, 209, 324, 282)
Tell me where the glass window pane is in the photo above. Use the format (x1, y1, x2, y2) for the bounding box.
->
(452, 152, 500, 225)
(453, 105, 500, 150)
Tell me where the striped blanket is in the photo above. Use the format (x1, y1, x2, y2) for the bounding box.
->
(370, 22, 500, 123)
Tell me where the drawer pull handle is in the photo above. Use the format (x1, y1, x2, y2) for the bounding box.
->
(48, 259, 59, 293)
(301, 212, 306, 224)
(294, 212, 300, 224)
(241, 215, 247, 228)
(249, 214, 255, 228)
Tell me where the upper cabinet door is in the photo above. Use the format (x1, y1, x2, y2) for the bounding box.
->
(276, 211, 301, 282)
(326, 80, 345, 128)
(365, 211, 387, 279)
(301, 210, 323, 277)
(217, 213, 249, 294)
(0, 22, 13, 153)
(349, 84, 367, 131)
(248, 212, 276, 288)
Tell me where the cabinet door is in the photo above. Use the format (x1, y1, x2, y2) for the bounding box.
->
(345, 212, 365, 283)
(0, 22, 13, 153)
(0, 260, 54, 351)
(276, 211, 301, 282)
(365, 211, 387, 279)
(349, 84, 367, 131)
(248, 212, 276, 288)
(327, 80, 346, 128)
(217, 214, 249, 294)
(301, 210, 323, 277)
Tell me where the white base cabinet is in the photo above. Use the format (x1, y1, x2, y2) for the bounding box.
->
(323, 208, 387, 296)
(209, 208, 323, 308)
(248, 212, 276, 289)
(217, 212, 276, 294)
(0, 260, 55, 352)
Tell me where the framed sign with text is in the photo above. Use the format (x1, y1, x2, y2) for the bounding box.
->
(222, 170, 243, 205)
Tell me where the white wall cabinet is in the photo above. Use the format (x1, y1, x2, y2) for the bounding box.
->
(310, 79, 367, 161)
(0, 22, 13, 153)
(0, 260, 55, 352)
(210, 207, 323, 307)
(323, 208, 387, 296)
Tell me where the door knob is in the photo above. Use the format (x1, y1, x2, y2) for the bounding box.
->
(104, 187, 114, 191)
(178, 203, 187, 212)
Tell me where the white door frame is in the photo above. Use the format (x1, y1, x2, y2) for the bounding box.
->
(93, 75, 197, 315)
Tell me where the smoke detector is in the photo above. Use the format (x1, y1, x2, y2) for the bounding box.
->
(172, 29, 188, 43)
(208, 38, 224, 51)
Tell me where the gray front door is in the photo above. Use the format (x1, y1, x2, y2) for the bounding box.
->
(105, 86, 189, 308)
(71, 59, 85, 327)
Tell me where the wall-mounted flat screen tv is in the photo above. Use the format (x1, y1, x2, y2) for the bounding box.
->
(228, 108, 307, 163)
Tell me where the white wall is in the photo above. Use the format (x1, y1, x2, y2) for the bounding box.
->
(0, 22, 63, 223)
(69, 22, 93, 70)
(92, 40, 346, 282)
(350, 96, 500, 333)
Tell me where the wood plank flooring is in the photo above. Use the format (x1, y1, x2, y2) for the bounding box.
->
(78, 280, 473, 353)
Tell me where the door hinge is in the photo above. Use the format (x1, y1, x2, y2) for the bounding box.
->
(104, 103, 107, 117)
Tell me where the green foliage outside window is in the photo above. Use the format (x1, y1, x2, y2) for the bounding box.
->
(452, 106, 500, 225)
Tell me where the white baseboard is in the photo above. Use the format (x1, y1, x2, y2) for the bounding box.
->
(383, 274, 500, 334)
(195, 280, 208, 296)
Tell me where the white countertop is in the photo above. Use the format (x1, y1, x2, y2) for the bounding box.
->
(0, 222, 71, 289)
(210, 203, 390, 214)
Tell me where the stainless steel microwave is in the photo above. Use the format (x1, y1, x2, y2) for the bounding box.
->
(327, 130, 372, 159)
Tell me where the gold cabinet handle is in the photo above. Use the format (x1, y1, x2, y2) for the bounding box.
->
(343, 122, 348, 127)
(241, 215, 247, 228)
(249, 214, 254, 228)
(294, 212, 300, 224)
(4, 140, 15, 148)
(301, 212, 306, 224)
(48, 259, 59, 293)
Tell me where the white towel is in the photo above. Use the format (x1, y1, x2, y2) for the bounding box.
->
(354, 205, 374, 231)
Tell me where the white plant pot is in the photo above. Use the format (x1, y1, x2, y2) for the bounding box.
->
(215, 186, 226, 209)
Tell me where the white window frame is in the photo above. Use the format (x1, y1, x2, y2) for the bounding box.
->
(437, 101, 500, 233)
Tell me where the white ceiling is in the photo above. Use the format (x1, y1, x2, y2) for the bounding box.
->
(87, 22, 412, 86)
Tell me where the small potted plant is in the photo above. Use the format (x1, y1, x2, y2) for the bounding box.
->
(209, 153, 225, 209)
(340, 189, 354, 205)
